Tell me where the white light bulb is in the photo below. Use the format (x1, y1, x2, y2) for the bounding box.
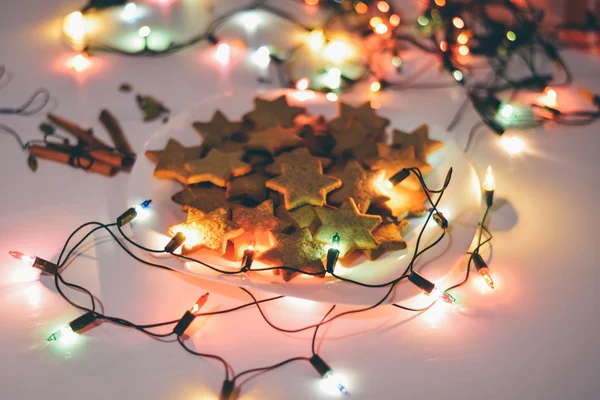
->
(215, 43, 230, 66)
(122, 3, 138, 22)
(138, 26, 151, 38)
(325, 68, 341, 90)
(252, 46, 271, 68)
(242, 12, 260, 32)
(322, 371, 349, 395)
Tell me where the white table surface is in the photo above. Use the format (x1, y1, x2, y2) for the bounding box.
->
(2, 1, 600, 399)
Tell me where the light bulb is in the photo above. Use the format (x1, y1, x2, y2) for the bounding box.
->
(241, 245, 255, 271)
(389, 14, 400, 26)
(392, 56, 402, 68)
(305, 0, 319, 4)
(370, 17, 383, 28)
(472, 252, 494, 289)
(355, 1, 368, 14)
(67, 53, 91, 73)
(252, 46, 271, 68)
(506, 30, 516, 41)
(458, 45, 470, 56)
(138, 26, 151, 38)
(370, 81, 382, 92)
(324, 371, 349, 395)
(133, 200, 152, 221)
(482, 166, 495, 192)
(242, 12, 260, 32)
(190, 293, 209, 315)
(165, 232, 186, 253)
(408, 271, 454, 304)
(47, 326, 74, 342)
(296, 77, 310, 91)
(377, 1, 390, 12)
(9, 250, 35, 267)
(48, 312, 96, 342)
(435, 0, 446, 6)
(63, 11, 85, 42)
(440, 41, 448, 51)
(452, 17, 465, 29)
(325, 68, 342, 90)
(453, 70, 463, 82)
(326, 92, 338, 102)
(122, 3, 139, 22)
(431, 287, 455, 304)
(457, 32, 469, 45)
(118, 200, 152, 226)
(375, 24, 389, 35)
(500, 104, 514, 119)
(215, 43, 230, 66)
(324, 40, 352, 64)
(417, 16, 429, 26)
(307, 30, 325, 51)
(542, 88, 557, 107)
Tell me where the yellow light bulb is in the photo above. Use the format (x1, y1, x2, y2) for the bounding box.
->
(215, 43, 230, 65)
(326, 92, 338, 102)
(389, 14, 400, 27)
(457, 32, 469, 44)
(452, 17, 465, 29)
(482, 166, 495, 192)
(370, 17, 383, 28)
(296, 77, 310, 91)
(370, 81, 381, 92)
(307, 30, 325, 51)
(324, 40, 352, 64)
(375, 24, 389, 34)
(305, 0, 319, 5)
(377, 1, 390, 12)
(63, 11, 85, 43)
(458, 45, 470, 56)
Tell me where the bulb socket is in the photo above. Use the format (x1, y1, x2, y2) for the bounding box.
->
(483, 189, 494, 207)
(33, 257, 59, 275)
(173, 311, 195, 337)
(389, 168, 410, 186)
(326, 248, 340, 274)
(472, 252, 487, 271)
(432, 211, 448, 229)
(241, 249, 255, 272)
(408, 271, 435, 294)
(70, 311, 97, 333)
(117, 207, 137, 227)
(165, 232, 186, 253)
(309, 354, 332, 377)
(220, 380, 235, 400)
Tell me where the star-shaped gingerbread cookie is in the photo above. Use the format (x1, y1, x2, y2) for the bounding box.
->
(266, 164, 342, 210)
(299, 124, 336, 157)
(258, 228, 327, 282)
(275, 204, 320, 232)
(265, 147, 331, 176)
(192, 110, 246, 148)
(364, 220, 410, 260)
(328, 159, 389, 213)
(185, 149, 251, 187)
(168, 207, 244, 255)
(365, 144, 431, 191)
(329, 119, 375, 156)
(244, 126, 303, 155)
(383, 186, 428, 219)
(243, 95, 305, 130)
(145, 139, 204, 184)
(328, 101, 389, 139)
(392, 124, 443, 162)
(171, 187, 228, 213)
(229, 200, 290, 259)
(226, 172, 269, 203)
(314, 198, 382, 258)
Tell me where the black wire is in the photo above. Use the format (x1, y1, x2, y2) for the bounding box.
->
(312, 305, 336, 355)
(0, 87, 50, 116)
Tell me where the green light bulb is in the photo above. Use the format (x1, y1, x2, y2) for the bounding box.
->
(506, 31, 516, 42)
(417, 16, 429, 27)
(47, 326, 73, 342)
(332, 233, 340, 249)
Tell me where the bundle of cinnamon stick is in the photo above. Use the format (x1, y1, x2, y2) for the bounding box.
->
(30, 110, 136, 177)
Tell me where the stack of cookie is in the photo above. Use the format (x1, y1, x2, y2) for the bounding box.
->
(145, 95, 442, 281)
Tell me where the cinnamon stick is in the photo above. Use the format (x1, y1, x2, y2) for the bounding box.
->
(29, 145, 117, 177)
(48, 143, 130, 169)
(99, 109, 134, 157)
(47, 113, 111, 150)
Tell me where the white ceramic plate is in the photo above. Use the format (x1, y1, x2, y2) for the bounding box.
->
(127, 90, 482, 306)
